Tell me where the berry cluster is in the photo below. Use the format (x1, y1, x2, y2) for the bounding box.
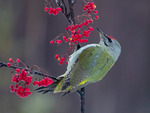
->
(46, 1, 99, 65)
(44, 7, 62, 15)
(83, 2, 99, 19)
(12, 69, 32, 85)
(83, 2, 95, 12)
(50, 18, 94, 65)
(8, 58, 54, 97)
(51, 19, 93, 45)
(33, 77, 53, 87)
(11, 69, 32, 98)
(54, 54, 66, 65)
(7, 58, 20, 67)
(10, 85, 31, 98)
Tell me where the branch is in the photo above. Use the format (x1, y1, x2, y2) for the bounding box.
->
(0, 62, 58, 81)
(56, 0, 77, 24)
(77, 87, 85, 113)
(68, 0, 75, 24)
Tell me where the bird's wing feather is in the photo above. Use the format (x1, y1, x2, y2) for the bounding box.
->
(67, 44, 99, 72)
(69, 44, 104, 86)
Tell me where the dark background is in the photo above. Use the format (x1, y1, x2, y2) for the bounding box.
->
(0, 0, 150, 113)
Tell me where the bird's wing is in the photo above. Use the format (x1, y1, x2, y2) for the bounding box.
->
(67, 44, 99, 72)
(69, 44, 105, 87)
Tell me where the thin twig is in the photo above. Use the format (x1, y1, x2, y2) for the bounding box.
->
(0, 62, 58, 81)
(77, 87, 85, 113)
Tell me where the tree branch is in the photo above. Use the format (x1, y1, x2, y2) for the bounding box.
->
(77, 87, 85, 113)
(68, 0, 75, 24)
(0, 62, 58, 81)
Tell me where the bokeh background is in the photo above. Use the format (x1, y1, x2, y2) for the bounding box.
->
(0, 0, 150, 113)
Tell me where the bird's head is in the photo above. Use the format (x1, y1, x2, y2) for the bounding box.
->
(97, 28, 121, 59)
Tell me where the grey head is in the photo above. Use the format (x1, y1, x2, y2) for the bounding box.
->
(97, 28, 121, 61)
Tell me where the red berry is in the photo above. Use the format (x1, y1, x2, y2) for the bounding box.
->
(61, 57, 65, 62)
(57, 40, 62, 44)
(71, 31, 75, 34)
(86, 20, 90, 23)
(16, 68, 20, 73)
(7, 63, 11, 67)
(88, 27, 93, 31)
(67, 26, 71, 29)
(33, 81, 39, 86)
(16, 59, 20, 63)
(90, 7, 95, 10)
(95, 15, 99, 19)
(71, 35, 75, 38)
(56, 7, 62, 12)
(50, 40, 54, 44)
(65, 27, 69, 30)
(55, 54, 59, 59)
(9, 58, 13, 63)
(10, 85, 14, 92)
(75, 34, 78, 38)
(83, 22, 88, 26)
(48, 78, 53, 85)
(83, 7, 86, 11)
(85, 39, 88, 42)
(15, 84, 18, 88)
(65, 39, 69, 43)
(78, 34, 82, 38)
(59, 61, 63, 65)
(94, 10, 98, 14)
(90, 2, 94, 6)
(48, 10, 52, 14)
(76, 29, 80, 34)
(63, 36, 67, 40)
(78, 24, 82, 28)
(44, 7, 49, 12)
(89, 19, 93, 23)
(88, 11, 91, 14)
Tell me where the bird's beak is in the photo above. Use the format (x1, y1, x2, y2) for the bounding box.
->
(97, 28, 107, 40)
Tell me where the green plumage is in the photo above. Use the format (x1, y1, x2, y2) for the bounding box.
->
(37, 30, 121, 95)
(54, 44, 115, 93)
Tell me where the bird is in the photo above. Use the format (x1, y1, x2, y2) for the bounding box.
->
(37, 28, 121, 95)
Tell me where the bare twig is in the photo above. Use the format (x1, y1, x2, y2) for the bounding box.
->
(77, 87, 85, 113)
(0, 62, 58, 81)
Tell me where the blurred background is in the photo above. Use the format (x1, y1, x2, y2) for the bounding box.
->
(0, 0, 150, 113)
